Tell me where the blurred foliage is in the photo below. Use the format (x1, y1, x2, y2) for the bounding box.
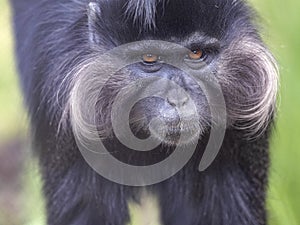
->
(0, 0, 299, 224)
(250, 1, 300, 225)
(0, 1, 45, 225)
(0, 0, 25, 141)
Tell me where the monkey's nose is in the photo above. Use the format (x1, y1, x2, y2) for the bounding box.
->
(166, 88, 189, 107)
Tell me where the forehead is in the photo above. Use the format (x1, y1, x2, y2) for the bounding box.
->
(97, 0, 252, 44)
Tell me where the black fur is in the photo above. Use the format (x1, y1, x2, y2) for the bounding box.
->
(10, 0, 275, 225)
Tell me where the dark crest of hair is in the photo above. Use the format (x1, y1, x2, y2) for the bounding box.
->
(125, 0, 161, 29)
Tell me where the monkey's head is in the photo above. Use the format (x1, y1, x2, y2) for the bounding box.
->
(62, 0, 278, 148)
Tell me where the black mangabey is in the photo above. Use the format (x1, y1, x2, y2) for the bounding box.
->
(10, 0, 278, 225)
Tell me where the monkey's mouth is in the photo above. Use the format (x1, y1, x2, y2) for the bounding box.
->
(128, 99, 204, 146)
(147, 117, 202, 146)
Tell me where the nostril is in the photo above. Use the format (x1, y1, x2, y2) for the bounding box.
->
(166, 88, 189, 107)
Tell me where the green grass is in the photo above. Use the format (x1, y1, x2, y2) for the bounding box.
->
(0, 0, 300, 224)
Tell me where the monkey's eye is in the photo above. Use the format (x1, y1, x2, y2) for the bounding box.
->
(187, 49, 205, 61)
(142, 54, 158, 64)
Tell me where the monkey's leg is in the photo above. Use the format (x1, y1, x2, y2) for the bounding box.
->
(40, 157, 130, 225)
(158, 132, 269, 225)
(158, 166, 266, 225)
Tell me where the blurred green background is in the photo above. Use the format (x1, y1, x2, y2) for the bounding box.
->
(0, 0, 299, 224)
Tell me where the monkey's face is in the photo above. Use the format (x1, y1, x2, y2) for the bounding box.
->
(66, 0, 278, 147)
(110, 50, 213, 146)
